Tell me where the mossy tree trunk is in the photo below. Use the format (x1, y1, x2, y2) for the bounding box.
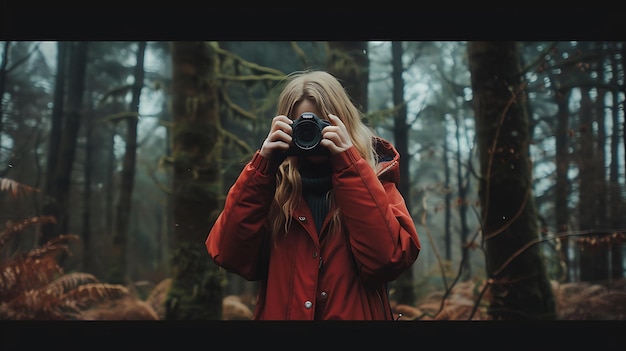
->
(467, 42, 556, 320)
(165, 41, 225, 320)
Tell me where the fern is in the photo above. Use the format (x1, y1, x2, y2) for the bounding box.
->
(0, 216, 56, 251)
(0, 241, 131, 319)
(0, 178, 40, 199)
(44, 272, 100, 296)
(62, 283, 129, 306)
(0, 253, 64, 302)
(0, 180, 132, 320)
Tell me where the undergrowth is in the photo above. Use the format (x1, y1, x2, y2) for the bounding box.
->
(0, 177, 130, 320)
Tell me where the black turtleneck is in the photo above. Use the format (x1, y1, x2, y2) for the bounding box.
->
(299, 159, 332, 234)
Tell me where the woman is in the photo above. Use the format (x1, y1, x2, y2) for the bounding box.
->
(206, 70, 420, 320)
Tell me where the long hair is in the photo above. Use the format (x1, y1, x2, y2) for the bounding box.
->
(269, 70, 378, 242)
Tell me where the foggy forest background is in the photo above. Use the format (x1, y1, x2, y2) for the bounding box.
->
(1, 40, 625, 321)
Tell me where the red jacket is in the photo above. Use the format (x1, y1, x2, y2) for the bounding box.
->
(206, 137, 420, 320)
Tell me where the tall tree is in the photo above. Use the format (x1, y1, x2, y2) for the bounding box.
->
(554, 86, 572, 282)
(109, 41, 146, 284)
(608, 42, 624, 280)
(390, 41, 414, 306)
(40, 41, 88, 247)
(592, 48, 610, 282)
(156, 42, 173, 278)
(434, 41, 474, 280)
(81, 94, 94, 274)
(165, 41, 224, 320)
(44, 41, 67, 200)
(467, 41, 556, 320)
(577, 85, 599, 283)
(453, 112, 473, 280)
(622, 43, 626, 194)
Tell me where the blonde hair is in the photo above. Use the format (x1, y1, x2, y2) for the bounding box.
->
(269, 70, 378, 242)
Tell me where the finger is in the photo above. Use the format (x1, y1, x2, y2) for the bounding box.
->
(322, 130, 344, 147)
(273, 120, 293, 135)
(269, 139, 291, 151)
(328, 114, 346, 131)
(272, 129, 292, 144)
(260, 130, 292, 158)
(273, 114, 293, 123)
(273, 115, 293, 127)
(327, 114, 349, 140)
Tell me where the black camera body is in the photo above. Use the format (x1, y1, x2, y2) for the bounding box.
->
(287, 112, 331, 156)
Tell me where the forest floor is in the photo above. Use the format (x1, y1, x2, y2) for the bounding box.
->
(81, 277, 626, 320)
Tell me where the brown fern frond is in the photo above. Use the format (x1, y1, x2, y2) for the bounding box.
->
(0, 228, 131, 320)
(28, 234, 79, 254)
(0, 216, 57, 251)
(0, 254, 64, 302)
(61, 283, 129, 308)
(0, 275, 126, 320)
(0, 178, 41, 199)
(0, 234, 82, 299)
(45, 272, 100, 297)
(27, 234, 79, 260)
(0, 289, 76, 320)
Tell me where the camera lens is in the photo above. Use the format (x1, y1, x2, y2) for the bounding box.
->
(293, 120, 322, 150)
(298, 125, 316, 143)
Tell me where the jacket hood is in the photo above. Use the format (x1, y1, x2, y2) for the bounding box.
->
(374, 137, 400, 185)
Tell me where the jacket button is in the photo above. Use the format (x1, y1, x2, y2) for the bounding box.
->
(312, 252, 318, 258)
(320, 291, 328, 299)
(304, 300, 313, 309)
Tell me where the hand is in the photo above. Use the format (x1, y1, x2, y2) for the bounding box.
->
(320, 114, 353, 155)
(260, 115, 293, 159)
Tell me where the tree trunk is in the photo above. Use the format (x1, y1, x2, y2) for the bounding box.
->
(390, 41, 414, 306)
(578, 86, 600, 283)
(467, 41, 556, 320)
(44, 41, 67, 197)
(454, 113, 472, 279)
(593, 53, 610, 282)
(444, 133, 452, 261)
(609, 45, 624, 280)
(159, 58, 173, 278)
(623, 43, 626, 205)
(81, 104, 93, 274)
(40, 41, 88, 248)
(165, 41, 224, 320)
(110, 41, 146, 284)
(555, 88, 572, 282)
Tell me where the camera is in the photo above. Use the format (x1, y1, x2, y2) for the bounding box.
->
(287, 112, 331, 156)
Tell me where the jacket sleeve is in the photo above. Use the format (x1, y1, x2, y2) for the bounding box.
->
(331, 146, 421, 284)
(205, 151, 277, 280)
